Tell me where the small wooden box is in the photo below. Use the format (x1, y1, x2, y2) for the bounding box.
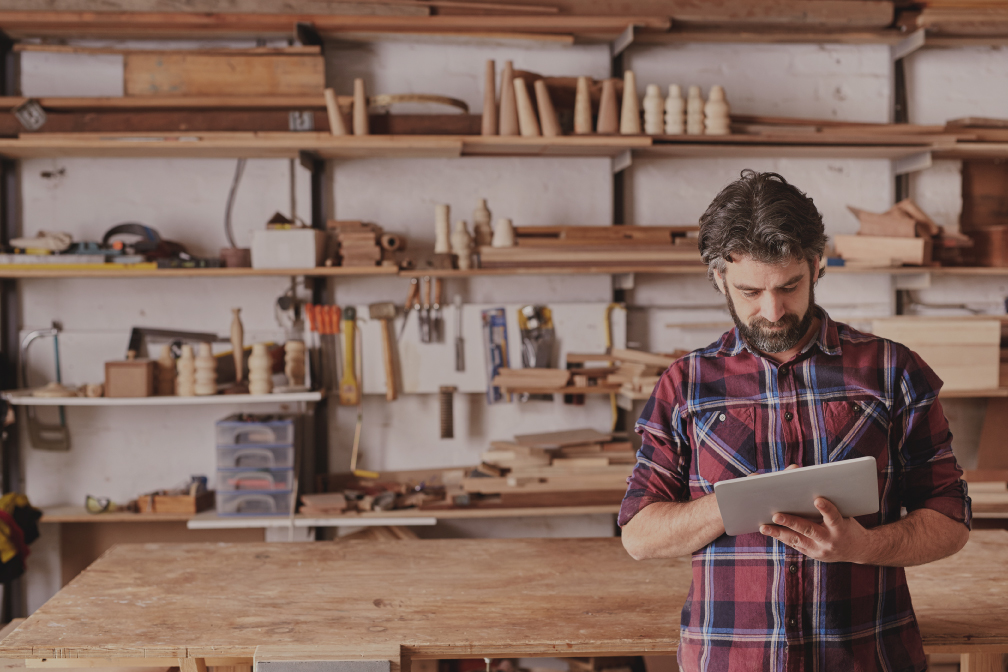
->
(136, 490, 215, 514)
(105, 359, 155, 397)
(834, 234, 932, 266)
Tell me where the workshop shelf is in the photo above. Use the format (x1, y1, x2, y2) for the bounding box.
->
(2, 390, 323, 406)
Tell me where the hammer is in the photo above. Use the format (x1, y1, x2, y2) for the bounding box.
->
(369, 302, 398, 401)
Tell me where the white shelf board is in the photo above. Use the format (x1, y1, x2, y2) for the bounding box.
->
(186, 510, 437, 529)
(1, 390, 323, 406)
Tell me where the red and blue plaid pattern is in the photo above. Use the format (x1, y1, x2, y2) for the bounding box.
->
(619, 308, 971, 672)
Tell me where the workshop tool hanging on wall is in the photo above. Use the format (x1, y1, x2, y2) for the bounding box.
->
(368, 302, 398, 401)
(517, 305, 555, 402)
(20, 322, 70, 451)
(454, 294, 465, 372)
(420, 276, 432, 343)
(344, 311, 377, 479)
(340, 307, 361, 406)
(400, 277, 420, 341)
(481, 308, 510, 405)
(439, 385, 456, 439)
(431, 277, 444, 342)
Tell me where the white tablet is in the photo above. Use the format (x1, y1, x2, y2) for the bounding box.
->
(713, 456, 879, 536)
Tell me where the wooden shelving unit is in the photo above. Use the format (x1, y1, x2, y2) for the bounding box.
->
(2, 390, 323, 406)
(0, 265, 399, 279)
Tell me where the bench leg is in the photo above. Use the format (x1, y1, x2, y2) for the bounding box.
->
(180, 658, 209, 672)
(960, 653, 1005, 672)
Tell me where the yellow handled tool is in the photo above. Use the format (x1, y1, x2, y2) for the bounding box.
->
(339, 306, 361, 406)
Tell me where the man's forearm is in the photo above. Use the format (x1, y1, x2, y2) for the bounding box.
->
(856, 508, 969, 567)
(621, 494, 724, 560)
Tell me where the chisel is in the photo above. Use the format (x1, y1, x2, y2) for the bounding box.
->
(420, 276, 432, 343)
(432, 277, 444, 342)
(339, 306, 360, 405)
(454, 294, 465, 372)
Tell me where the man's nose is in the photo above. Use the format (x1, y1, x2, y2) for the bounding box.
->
(760, 294, 786, 323)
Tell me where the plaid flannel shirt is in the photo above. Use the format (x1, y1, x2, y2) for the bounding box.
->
(619, 308, 971, 672)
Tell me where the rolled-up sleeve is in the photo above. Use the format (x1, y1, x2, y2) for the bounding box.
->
(618, 371, 692, 528)
(894, 347, 972, 529)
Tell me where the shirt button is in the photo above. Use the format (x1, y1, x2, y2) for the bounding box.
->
(789, 564, 797, 574)
(788, 617, 796, 627)
(784, 411, 793, 421)
(719, 413, 726, 421)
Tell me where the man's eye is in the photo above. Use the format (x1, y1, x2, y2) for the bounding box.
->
(781, 285, 798, 293)
(743, 291, 759, 299)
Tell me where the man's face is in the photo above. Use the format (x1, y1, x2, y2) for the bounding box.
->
(716, 254, 817, 354)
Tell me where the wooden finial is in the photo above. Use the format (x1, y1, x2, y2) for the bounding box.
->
(498, 60, 519, 136)
(534, 79, 562, 137)
(596, 78, 619, 134)
(513, 77, 541, 137)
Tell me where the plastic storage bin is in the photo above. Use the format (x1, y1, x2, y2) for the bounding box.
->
(216, 490, 293, 516)
(217, 468, 294, 492)
(216, 415, 295, 447)
(217, 445, 295, 470)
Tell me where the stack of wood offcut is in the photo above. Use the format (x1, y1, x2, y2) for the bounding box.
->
(328, 220, 405, 268)
(463, 428, 636, 506)
(492, 367, 621, 394)
(606, 348, 687, 398)
(835, 199, 972, 267)
(478, 225, 702, 269)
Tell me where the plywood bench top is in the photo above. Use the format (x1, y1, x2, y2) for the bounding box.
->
(0, 532, 1005, 662)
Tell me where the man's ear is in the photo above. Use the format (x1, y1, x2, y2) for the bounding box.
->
(714, 267, 726, 295)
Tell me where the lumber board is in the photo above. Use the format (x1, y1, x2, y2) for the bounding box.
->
(610, 348, 677, 368)
(513, 428, 612, 448)
(834, 235, 932, 266)
(124, 53, 325, 97)
(0, 534, 1005, 660)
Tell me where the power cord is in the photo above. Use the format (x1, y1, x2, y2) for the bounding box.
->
(224, 158, 247, 249)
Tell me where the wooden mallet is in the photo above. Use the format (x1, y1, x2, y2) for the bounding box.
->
(369, 302, 398, 401)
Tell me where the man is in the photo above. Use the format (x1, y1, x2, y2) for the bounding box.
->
(619, 170, 971, 672)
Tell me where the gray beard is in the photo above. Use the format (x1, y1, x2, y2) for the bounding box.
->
(726, 283, 816, 354)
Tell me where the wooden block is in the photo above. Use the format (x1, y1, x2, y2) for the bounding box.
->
(834, 234, 931, 266)
(137, 490, 214, 514)
(848, 205, 918, 238)
(514, 428, 612, 448)
(551, 457, 610, 468)
(300, 492, 347, 512)
(871, 318, 1001, 391)
(105, 359, 155, 397)
(603, 440, 633, 452)
(125, 53, 324, 96)
(323, 87, 347, 136)
(611, 348, 676, 368)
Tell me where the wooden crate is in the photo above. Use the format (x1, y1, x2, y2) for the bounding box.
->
(136, 490, 215, 514)
(871, 317, 1001, 391)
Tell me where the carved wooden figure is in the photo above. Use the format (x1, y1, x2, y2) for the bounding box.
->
(513, 77, 541, 137)
(451, 220, 474, 270)
(705, 84, 731, 135)
(353, 78, 369, 136)
(498, 60, 519, 136)
(194, 342, 217, 396)
(596, 79, 619, 134)
(534, 79, 562, 137)
(248, 343, 273, 396)
(473, 199, 492, 247)
(323, 87, 348, 136)
(686, 85, 705, 135)
(176, 344, 195, 396)
(574, 76, 593, 135)
(156, 344, 175, 396)
(619, 70, 641, 135)
(664, 84, 685, 135)
(284, 340, 306, 388)
(481, 60, 497, 136)
(643, 84, 664, 135)
(435, 204, 451, 254)
(492, 218, 515, 248)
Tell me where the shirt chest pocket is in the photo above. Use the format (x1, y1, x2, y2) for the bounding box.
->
(822, 398, 890, 468)
(693, 406, 756, 483)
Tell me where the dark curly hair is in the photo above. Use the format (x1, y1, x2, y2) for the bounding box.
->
(698, 170, 827, 290)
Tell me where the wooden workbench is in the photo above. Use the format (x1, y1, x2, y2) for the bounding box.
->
(0, 533, 1005, 670)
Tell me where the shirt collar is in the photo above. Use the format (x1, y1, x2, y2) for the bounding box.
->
(715, 306, 842, 359)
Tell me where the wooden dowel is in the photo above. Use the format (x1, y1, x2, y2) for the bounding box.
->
(353, 78, 369, 136)
(574, 76, 593, 135)
(481, 59, 497, 136)
(323, 87, 348, 136)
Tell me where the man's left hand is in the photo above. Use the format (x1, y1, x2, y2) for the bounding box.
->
(759, 497, 869, 563)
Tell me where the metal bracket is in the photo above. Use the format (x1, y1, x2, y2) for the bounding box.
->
(299, 150, 322, 173)
(611, 24, 635, 58)
(296, 21, 323, 48)
(288, 111, 315, 132)
(612, 273, 635, 290)
(612, 149, 632, 174)
(893, 151, 931, 176)
(891, 29, 926, 62)
(13, 99, 45, 131)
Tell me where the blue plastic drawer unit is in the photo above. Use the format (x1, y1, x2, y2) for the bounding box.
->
(216, 491, 293, 516)
(216, 445, 295, 470)
(215, 414, 295, 447)
(217, 468, 295, 492)
(215, 414, 297, 516)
